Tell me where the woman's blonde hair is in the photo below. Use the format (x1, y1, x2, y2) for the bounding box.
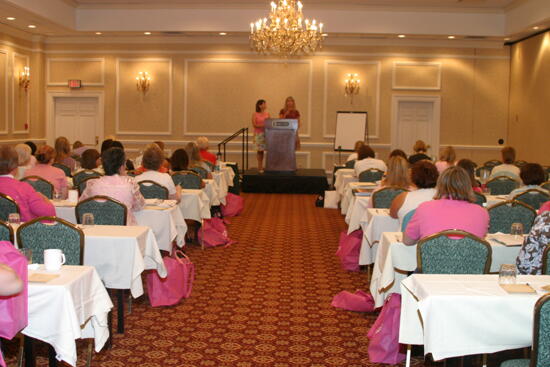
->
(185, 142, 202, 167)
(434, 166, 475, 202)
(382, 156, 411, 189)
(196, 136, 209, 150)
(413, 140, 429, 153)
(14, 143, 31, 166)
(283, 96, 296, 110)
(54, 136, 71, 163)
(439, 146, 456, 163)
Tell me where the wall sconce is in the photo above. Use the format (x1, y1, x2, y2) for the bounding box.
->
(19, 66, 30, 93)
(344, 73, 360, 103)
(136, 71, 151, 93)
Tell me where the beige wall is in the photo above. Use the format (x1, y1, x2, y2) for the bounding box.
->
(508, 30, 550, 166)
(0, 30, 513, 171)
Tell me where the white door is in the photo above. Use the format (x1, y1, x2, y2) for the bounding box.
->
(54, 97, 99, 147)
(395, 101, 435, 155)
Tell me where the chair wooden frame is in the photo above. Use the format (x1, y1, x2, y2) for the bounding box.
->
(489, 199, 538, 216)
(75, 195, 128, 226)
(0, 193, 20, 220)
(171, 170, 202, 188)
(52, 162, 72, 177)
(138, 180, 169, 200)
(416, 229, 492, 274)
(20, 176, 55, 199)
(530, 294, 550, 366)
(486, 175, 519, 194)
(77, 176, 101, 196)
(371, 186, 408, 208)
(0, 220, 15, 243)
(73, 170, 102, 187)
(542, 245, 550, 276)
(512, 188, 550, 208)
(540, 181, 550, 191)
(16, 216, 85, 265)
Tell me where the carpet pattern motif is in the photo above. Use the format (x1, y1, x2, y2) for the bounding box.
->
(4, 193, 427, 366)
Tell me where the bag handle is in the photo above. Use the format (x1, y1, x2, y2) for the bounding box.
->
(173, 250, 195, 298)
(173, 250, 190, 264)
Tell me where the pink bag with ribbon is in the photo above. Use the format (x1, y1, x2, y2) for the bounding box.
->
(198, 217, 237, 248)
(221, 193, 244, 217)
(335, 230, 362, 272)
(367, 293, 406, 364)
(331, 290, 375, 312)
(146, 251, 195, 307)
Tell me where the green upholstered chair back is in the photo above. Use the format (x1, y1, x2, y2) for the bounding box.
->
(488, 200, 537, 234)
(0, 220, 14, 243)
(0, 193, 19, 222)
(16, 216, 84, 265)
(541, 182, 550, 191)
(190, 166, 208, 179)
(358, 169, 384, 183)
(474, 191, 487, 206)
(513, 189, 550, 211)
(514, 160, 528, 168)
(21, 176, 55, 199)
(533, 294, 550, 367)
(172, 171, 202, 189)
(486, 176, 519, 195)
(372, 186, 408, 209)
(417, 229, 492, 274)
(78, 176, 101, 196)
(75, 195, 127, 226)
(483, 160, 502, 169)
(52, 163, 72, 177)
(138, 180, 169, 200)
(345, 159, 355, 169)
(73, 170, 102, 188)
(543, 246, 550, 276)
(401, 209, 416, 232)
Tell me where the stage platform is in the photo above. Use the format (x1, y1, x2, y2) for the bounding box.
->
(242, 169, 329, 194)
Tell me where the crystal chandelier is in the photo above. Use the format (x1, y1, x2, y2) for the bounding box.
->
(250, 0, 324, 57)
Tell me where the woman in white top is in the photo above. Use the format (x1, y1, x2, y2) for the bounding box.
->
(354, 145, 387, 177)
(508, 163, 549, 200)
(490, 146, 521, 179)
(135, 144, 181, 202)
(390, 160, 439, 227)
(346, 140, 364, 162)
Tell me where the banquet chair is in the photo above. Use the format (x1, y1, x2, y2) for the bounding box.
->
(359, 168, 384, 183)
(190, 166, 208, 179)
(540, 181, 550, 191)
(500, 294, 550, 367)
(0, 193, 19, 222)
(345, 159, 355, 169)
(514, 160, 528, 168)
(474, 191, 487, 206)
(17, 216, 84, 265)
(78, 176, 101, 196)
(372, 187, 408, 209)
(20, 176, 54, 199)
(73, 170, 102, 188)
(486, 176, 520, 195)
(417, 229, 492, 274)
(0, 220, 14, 243)
(401, 209, 416, 232)
(488, 200, 537, 234)
(542, 246, 550, 275)
(76, 196, 127, 226)
(138, 180, 169, 200)
(52, 162, 72, 177)
(172, 170, 202, 189)
(483, 159, 503, 169)
(513, 189, 550, 211)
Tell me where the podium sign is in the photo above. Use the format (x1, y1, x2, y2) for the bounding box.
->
(265, 119, 298, 172)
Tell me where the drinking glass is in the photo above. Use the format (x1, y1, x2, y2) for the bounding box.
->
(19, 248, 32, 264)
(53, 190, 62, 201)
(82, 213, 94, 227)
(499, 264, 517, 285)
(8, 213, 20, 225)
(480, 168, 490, 184)
(511, 223, 524, 238)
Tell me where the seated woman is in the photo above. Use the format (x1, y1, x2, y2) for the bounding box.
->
(434, 146, 456, 173)
(185, 142, 213, 179)
(54, 136, 77, 172)
(196, 136, 217, 166)
(80, 149, 101, 171)
(0, 145, 55, 221)
(516, 211, 550, 274)
(403, 166, 489, 245)
(0, 264, 23, 296)
(346, 140, 364, 162)
(408, 140, 431, 164)
(354, 145, 387, 177)
(368, 155, 411, 207)
(491, 146, 520, 179)
(508, 163, 549, 199)
(79, 147, 145, 225)
(14, 143, 33, 180)
(390, 160, 439, 227)
(25, 145, 68, 198)
(170, 149, 205, 188)
(389, 149, 408, 160)
(456, 158, 482, 193)
(136, 144, 181, 202)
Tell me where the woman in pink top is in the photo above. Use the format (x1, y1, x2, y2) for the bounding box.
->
(403, 166, 489, 245)
(25, 145, 68, 198)
(0, 145, 55, 222)
(251, 99, 270, 173)
(79, 147, 145, 225)
(434, 146, 456, 173)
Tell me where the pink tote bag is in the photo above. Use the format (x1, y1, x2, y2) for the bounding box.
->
(198, 217, 237, 248)
(146, 251, 195, 307)
(0, 241, 28, 340)
(367, 293, 406, 364)
(331, 290, 375, 312)
(221, 193, 244, 217)
(335, 230, 363, 272)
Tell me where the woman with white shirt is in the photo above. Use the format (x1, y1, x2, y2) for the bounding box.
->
(346, 140, 364, 162)
(135, 144, 181, 202)
(491, 146, 521, 179)
(354, 145, 387, 177)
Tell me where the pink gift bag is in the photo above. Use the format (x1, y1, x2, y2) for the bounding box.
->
(221, 193, 244, 217)
(146, 251, 195, 307)
(367, 293, 406, 364)
(331, 290, 375, 312)
(335, 230, 362, 272)
(198, 217, 237, 248)
(0, 241, 28, 341)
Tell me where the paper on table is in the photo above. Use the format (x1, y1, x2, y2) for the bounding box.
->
(487, 234, 525, 247)
(500, 284, 536, 294)
(29, 273, 60, 283)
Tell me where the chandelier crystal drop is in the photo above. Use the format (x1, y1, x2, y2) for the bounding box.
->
(249, 0, 324, 57)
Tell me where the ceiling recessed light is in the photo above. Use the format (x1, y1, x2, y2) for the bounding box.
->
(6, 17, 15, 21)
(448, 35, 455, 39)
(533, 26, 540, 30)
(144, 31, 151, 35)
(219, 32, 227, 36)
(95, 32, 102, 35)
(28, 24, 36, 29)
(398, 34, 406, 38)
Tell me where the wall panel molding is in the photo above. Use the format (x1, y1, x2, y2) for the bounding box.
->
(46, 58, 105, 86)
(392, 61, 442, 90)
(11, 52, 30, 134)
(0, 50, 8, 134)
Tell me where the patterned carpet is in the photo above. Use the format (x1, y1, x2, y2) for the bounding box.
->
(4, 193, 519, 366)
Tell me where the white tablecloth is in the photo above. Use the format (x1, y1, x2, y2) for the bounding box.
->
(23, 265, 113, 366)
(334, 169, 355, 195)
(340, 178, 361, 214)
(179, 189, 211, 222)
(345, 183, 378, 233)
(485, 194, 508, 207)
(203, 179, 222, 206)
(358, 209, 400, 266)
(400, 274, 550, 361)
(370, 232, 525, 308)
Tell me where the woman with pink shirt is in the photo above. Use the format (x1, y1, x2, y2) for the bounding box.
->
(24, 145, 68, 198)
(252, 99, 270, 173)
(403, 166, 489, 245)
(0, 145, 55, 222)
(434, 146, 456, 173)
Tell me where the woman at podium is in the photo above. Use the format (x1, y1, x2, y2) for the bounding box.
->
(279, 96, 301, 150)
(252, 99, 270, 173)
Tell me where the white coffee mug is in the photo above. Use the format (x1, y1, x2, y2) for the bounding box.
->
(44, 249, 66, 271)
(68, 190, 79, 203)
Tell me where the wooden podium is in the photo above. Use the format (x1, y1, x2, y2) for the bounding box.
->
(265, 119, 298, 172)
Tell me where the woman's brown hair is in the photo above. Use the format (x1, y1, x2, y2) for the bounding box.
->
(439, 146, 456, 164)
(142, 144, 164, 171)
(36, 145, 55, 164)
(501, 146, 516, 164)
(54, 136, 71, 163)
(382, 156, 411, 189)
(413, 140, 428, 153)
(357, 145, 375, 160)
(434, 166, 475, 202)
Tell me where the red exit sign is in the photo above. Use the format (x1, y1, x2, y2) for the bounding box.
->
(68, 80, 82, 89)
